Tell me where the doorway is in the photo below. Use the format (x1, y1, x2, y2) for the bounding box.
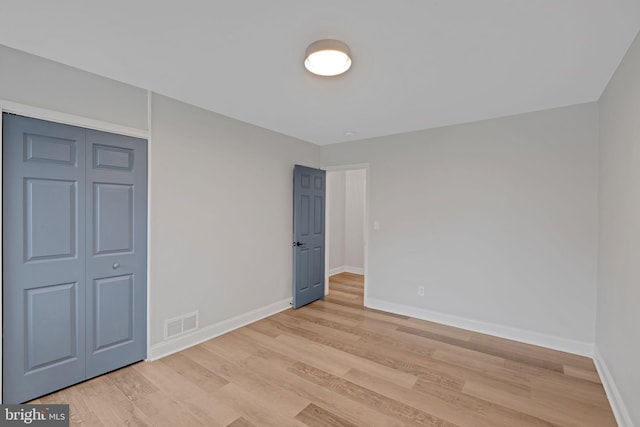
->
(324, 165, 368, 306)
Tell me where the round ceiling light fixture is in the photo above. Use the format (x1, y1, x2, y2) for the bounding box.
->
(304, 39, 352, 76)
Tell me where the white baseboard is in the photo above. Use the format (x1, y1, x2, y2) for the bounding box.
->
(148, 298, 292, 361)
(329, 266, 346, 276)
(593, 346, 634, 427)
(344, 266, 364, 275)
(329, 265, 364, 276)
(364, 297, 594, 357)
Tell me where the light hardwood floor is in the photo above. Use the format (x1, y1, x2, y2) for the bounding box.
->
(31, 273, 616, 426)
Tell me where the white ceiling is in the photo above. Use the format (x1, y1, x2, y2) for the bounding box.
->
(1, 1, 640, 145)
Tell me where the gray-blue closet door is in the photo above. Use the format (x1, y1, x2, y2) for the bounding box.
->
(292, 165, 325, 308)
(85, 129, 147, 379)
(2, 114, 87, 403)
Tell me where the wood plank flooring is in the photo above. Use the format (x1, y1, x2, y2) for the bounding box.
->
(31, 273, 616, 426)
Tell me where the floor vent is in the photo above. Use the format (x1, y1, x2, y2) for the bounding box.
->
(164, 311, 199, 339)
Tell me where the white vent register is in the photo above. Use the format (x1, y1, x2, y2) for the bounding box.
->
(164, 311, 199, 339)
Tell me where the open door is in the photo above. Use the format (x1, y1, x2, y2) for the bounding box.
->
(292, 165, 325, 308)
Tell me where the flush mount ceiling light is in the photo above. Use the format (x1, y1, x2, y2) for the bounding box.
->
(304, 39, 352, 76)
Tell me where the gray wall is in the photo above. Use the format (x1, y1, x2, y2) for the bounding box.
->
(0, 45, 147, 129)
(321, 103, 599, 345)
(327, 171, 346, 270)
(344, 169, 366, 270)
(149, 94, 319, 346)
(597, 30, 640, 426)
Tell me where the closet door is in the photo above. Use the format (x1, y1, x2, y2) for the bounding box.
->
(85, 129, 147, 378)
(2, 114, 87, 403)
(2, 114, 148, 403)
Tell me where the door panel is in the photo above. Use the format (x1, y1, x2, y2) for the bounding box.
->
(92, 144, 134, 171)
(300, 195, 310, 236)
(3, 114, 86, 403)
(293, 165, 325, 308)
(24, 133, 77, 165)
(93, 274, 134, 351)
(93, 183, 134, 254)
(313, 195, 323, 234)
(297, 247, 310, 293)
(312, 246, 323, 285)
(25, 282, 79, 371)
(25, 179, 77, 261)
(85, 129, 147, 379)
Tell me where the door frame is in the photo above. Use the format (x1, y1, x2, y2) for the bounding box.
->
(322, 163, 370, 304)
(0, 97, 151, 403)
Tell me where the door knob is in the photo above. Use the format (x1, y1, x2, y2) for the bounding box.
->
(293, 241, 305, 247)
(112, 262, 120, 270)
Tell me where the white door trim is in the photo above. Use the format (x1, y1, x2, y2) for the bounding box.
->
(322, 163, 370, 302)
(0, 99, 148, 139)
(0, 97, 151, 403)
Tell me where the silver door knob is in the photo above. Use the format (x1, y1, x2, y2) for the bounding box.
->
(112, 262, 120, 270)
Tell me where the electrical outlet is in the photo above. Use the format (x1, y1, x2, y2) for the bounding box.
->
(418, 286, 425, 296)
